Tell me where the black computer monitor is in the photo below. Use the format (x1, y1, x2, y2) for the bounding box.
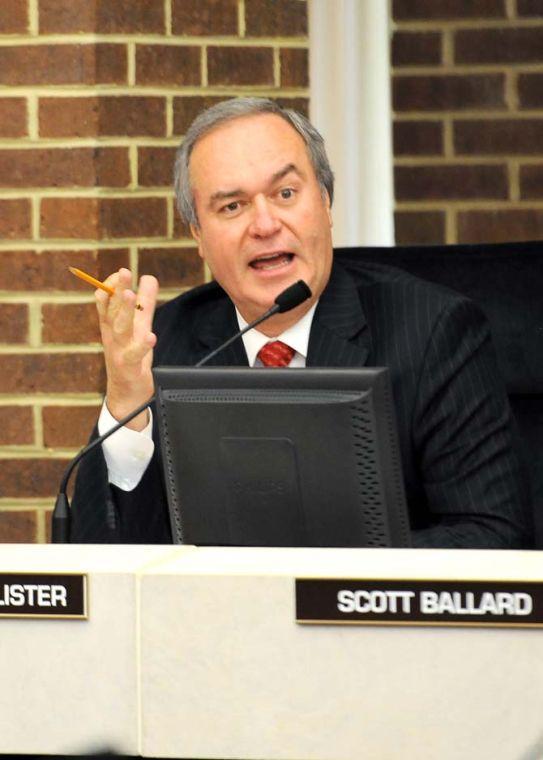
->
(153, 366, 411, 548)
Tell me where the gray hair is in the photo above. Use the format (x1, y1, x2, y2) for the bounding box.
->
(174, 97, 334, 227)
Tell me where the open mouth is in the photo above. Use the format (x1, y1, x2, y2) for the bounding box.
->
(249, 252, 294, 271)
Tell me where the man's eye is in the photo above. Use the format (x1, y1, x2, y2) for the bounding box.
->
(222, 201, 240, 213)
(279, 188, 295, 200)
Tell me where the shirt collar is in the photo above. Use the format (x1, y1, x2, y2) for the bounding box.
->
(236, 302, 318, 367)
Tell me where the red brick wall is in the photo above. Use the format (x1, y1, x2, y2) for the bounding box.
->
(4, 0, 540, 543)
(392, 0, 543, 245)
(0, 0, 308, 542)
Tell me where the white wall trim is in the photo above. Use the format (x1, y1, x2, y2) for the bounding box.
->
(309, 0, 394, 246)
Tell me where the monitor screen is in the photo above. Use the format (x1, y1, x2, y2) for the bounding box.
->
(153, 366, 411, 548)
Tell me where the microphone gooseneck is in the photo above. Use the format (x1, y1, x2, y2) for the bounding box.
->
(51, 279, 312, 543)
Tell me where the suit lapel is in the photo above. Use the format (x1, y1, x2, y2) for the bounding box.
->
(194, 296, 249, 367)
(307, 261, 371, 368)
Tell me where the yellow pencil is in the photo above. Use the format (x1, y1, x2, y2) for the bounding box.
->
(69, 267, 143, 310)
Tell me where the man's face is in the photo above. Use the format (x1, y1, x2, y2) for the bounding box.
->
(189, 113, 333, 331)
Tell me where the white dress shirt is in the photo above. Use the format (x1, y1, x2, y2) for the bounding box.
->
(99, 302, 318, 491)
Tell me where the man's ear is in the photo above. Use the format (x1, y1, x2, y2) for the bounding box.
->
(324, 192, 333, 228)
(190, 224, 204, 258)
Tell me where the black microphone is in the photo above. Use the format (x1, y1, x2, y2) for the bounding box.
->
(51, 280, 312, 543)
(275, 279, 312, 312)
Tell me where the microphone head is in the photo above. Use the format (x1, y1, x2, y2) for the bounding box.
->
(274, 280, 312, 313)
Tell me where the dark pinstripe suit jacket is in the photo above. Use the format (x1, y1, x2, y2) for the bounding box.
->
(71, 257, 531, 548)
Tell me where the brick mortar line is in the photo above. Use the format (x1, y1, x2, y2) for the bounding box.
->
(0, 448, 81, 463)
(0, 501, 53, 509)
(0, 189, 175, 198)
(0, 139, 183, 146)
(442, 29, 453, 66)
(2, 297, 91, 311)
(165, 0, 172, 36)
(0, 237, 195, 249)
(393, 110, 543, 118)
(238, 0, 246, 38)
(0, 290, 191, 306)
(395, 200, 543, 209)
(167, 196, 174, 239)
(443, 118, 453, 158)
(1, 345, 104, 351)
(28, 300, 41, 347)
(0, 35, 309, 47)
(0, 501, 52, 508)
(129, 244, 138, 279)
(33, 403, 43, 448)
(1, 235, 189, 245)
(129, 143, 138, 188)
(393, 113, 543, 120)
(392, 19, 543, 31)
(0, 346, 103, 354)
(0, 397, 103, 405)
(273, 47, 280, 88)
(166, 93, 174, 137)
(0, 86, 310, 96)
(28, 0, 38, 36)
(395, 157, 543, 164)
(0, 241, 195, 252)
(30, 195, 40, 240)
(36, 510, 46, 544)
(201, 45, 208, 88)
(27, 94, 38, 139)
(508, 69, 519, 110)
(509, 160, 521, 202)
(1, 449, 84, 460)
(5, 339, 100, 347)
(445, 208, 457, 244)
(0, 450, 77, 459)
(0, 394, 103, 403)
(127, 40, 136, 87)
(392, 64, 543, 74)
(0, 288, 193, 302)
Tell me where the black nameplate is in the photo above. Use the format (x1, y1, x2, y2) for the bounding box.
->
(296, 578, 543, 628)
(0, 573, 87, 618)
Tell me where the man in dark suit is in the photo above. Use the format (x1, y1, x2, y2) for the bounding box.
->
(71, 98, 531, 548)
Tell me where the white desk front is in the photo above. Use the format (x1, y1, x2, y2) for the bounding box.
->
(1, 544, 542, 760)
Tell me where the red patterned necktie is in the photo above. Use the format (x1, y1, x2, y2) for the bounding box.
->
(257, 340, 295, 367)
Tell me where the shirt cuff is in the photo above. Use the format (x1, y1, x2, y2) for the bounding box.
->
(98, 400, 155, 491)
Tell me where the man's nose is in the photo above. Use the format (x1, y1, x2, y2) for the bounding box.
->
(248, 195, 281, 237)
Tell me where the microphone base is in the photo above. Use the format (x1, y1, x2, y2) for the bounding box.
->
(52, 493, 71, 544)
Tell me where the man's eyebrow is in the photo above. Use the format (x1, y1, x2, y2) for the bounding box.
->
(271, 163, 303, 184)
(209, 188, 244, 205)
(208, 164, 304, 208)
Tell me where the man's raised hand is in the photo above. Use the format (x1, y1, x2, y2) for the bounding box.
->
(95, 268, 159, 430)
